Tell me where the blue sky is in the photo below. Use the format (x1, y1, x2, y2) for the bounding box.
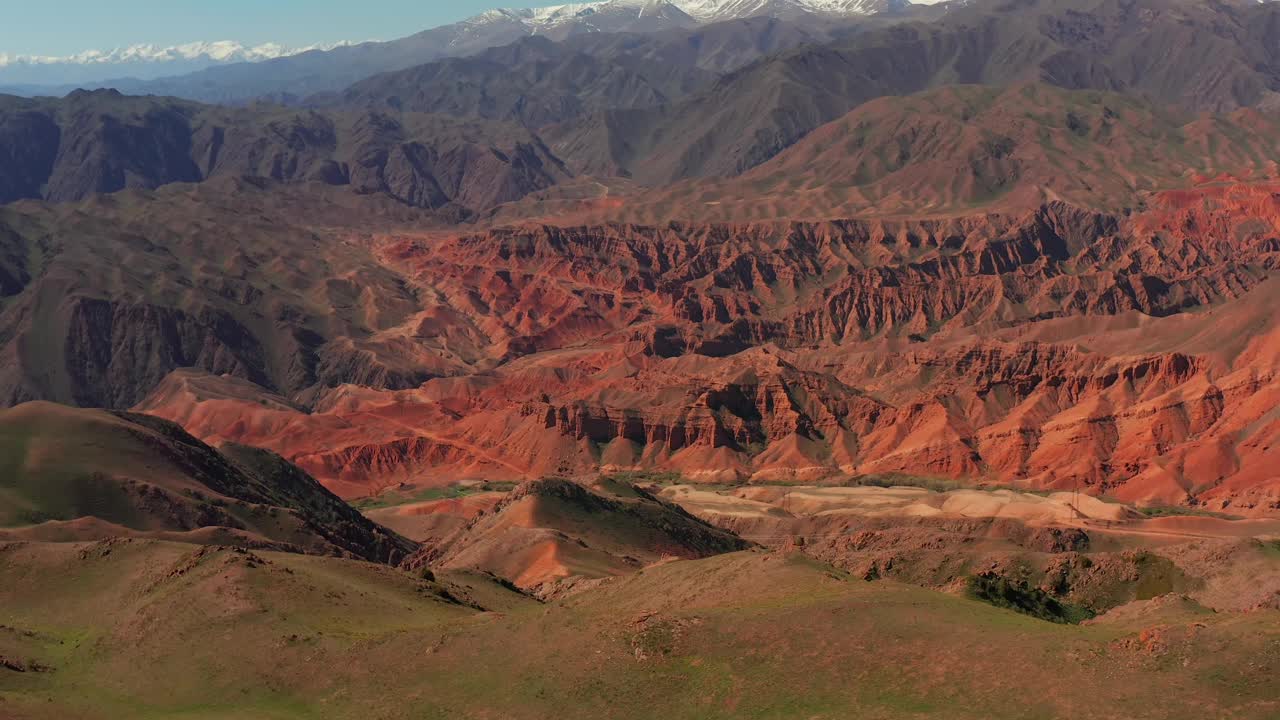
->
(4, 1, 550, 56)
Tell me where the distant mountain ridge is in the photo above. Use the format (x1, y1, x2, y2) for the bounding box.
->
(0, 89, 569, 212)
(0, 40, 355, 86)
(0, 0, 926, 102)
(542, 0, 1280, 185)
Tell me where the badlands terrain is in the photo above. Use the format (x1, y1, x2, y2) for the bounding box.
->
(1, 0, 1279, 716)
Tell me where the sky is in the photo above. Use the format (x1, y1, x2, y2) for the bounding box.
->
(3, 1, 551, 56)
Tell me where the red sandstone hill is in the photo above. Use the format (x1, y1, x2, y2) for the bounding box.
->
(0, 77, 1275, 516)
(401, 477, 749, 596)
(128, 180, 1280, 513)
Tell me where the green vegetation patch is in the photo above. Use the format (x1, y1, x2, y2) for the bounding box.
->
(602, 470, 686, 486)
(350, 481, 516, 510)
(1261, 540, 1280, 560)
(852, 473, 968, 493)
(1138, 505, 1243, 520)
(966, 572, 1096, 625)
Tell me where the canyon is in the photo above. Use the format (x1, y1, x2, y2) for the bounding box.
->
(107, 179, 1278, 513)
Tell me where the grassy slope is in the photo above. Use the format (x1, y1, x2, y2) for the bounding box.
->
(351, 482, 517, 511)
(1, 541, 1276, 720)
(0, 402, 415, 562)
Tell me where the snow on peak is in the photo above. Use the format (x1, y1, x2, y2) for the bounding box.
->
(469, 1, 683, 29)
(471, 0, 939, 30)
(674, 0, 947, 19)
(0, 40, 354, 69)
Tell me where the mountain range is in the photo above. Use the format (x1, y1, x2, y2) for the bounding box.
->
(481, 0, 920, 29)
(2, 0, 1280, 715)
(0, 90, 567, 210)
(0, 40, 355, 87)
(0, 0, 934, 101)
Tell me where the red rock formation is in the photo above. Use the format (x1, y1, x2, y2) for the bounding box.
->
(136, 185, 1280, 513)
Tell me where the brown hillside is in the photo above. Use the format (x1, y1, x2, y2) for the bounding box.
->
(402, 477, 749, 596)
(0, 402, 413, 562)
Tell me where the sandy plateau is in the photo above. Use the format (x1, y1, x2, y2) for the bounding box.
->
(658, 482, 1280, 542)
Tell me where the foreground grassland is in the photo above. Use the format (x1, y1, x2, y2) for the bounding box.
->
(0, 541, 1277, 720)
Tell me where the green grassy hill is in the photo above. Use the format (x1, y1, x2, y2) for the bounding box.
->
(0, 402, 413, 563)
(1, 540, 1276, 719)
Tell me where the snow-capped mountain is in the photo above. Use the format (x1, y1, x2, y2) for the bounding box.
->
(675, 0, 917, 21)
(0, 40, 353, 86)
(463, 0, 923, 36)
(1, 0, 932, 100)
(463, 1, 698, 36)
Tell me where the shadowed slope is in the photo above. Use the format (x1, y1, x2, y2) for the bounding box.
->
(326, 17, 859, 128)
(0, 402, 414, 562)
(546, 0, 1280, 184)
(608, 84, 1280, 222)
(0, 90, 569, 210)
(0, 180, 451, 409)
